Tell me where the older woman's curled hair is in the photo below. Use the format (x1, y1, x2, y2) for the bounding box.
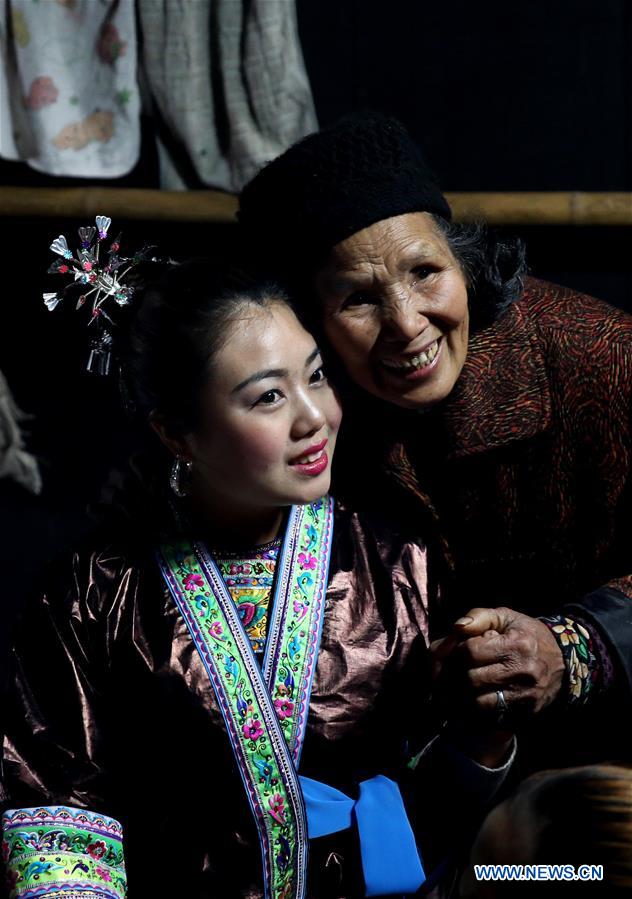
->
(432, 217, 527, 331)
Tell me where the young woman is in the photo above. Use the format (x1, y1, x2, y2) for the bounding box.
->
(1, 245, 512, 899)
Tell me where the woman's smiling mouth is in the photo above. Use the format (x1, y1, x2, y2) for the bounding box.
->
(380, 337, 442, 379)
(289, 439, 329, 476)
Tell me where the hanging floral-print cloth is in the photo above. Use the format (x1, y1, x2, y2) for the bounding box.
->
(0, 0, 317, 188)
(0, 0, 139, 177)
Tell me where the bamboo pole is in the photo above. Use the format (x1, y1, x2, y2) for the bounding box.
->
(447, 192, 632, 226)
(1, 186, 631, 225)
(0, 186, 238, 222)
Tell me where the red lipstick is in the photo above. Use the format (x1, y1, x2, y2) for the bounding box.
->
(289, 439, 329, 477)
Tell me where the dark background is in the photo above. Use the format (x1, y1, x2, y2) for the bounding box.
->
(0, 0, 630, 645)
(300, 0, 632, 192)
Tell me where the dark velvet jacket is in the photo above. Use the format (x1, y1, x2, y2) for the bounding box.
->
(334, 279, 632, 766)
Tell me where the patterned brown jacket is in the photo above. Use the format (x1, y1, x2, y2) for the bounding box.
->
(334, 277, 632, 758)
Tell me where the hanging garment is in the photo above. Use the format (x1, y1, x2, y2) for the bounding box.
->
(138, 0, 318, 190)
(0, 0, 140, 177)
(1, 0, 315, 187)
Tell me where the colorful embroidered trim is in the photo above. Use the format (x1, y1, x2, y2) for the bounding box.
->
(541, 615, 600, 704)
(262, 498, 333, 765)
(157, 497, 333, 899)
(216, 542, 281, 653)
(2, 806, 126, 899)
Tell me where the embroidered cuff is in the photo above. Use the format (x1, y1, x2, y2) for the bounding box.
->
(2, 806, 126, 898)
(541, 614, 601, 705)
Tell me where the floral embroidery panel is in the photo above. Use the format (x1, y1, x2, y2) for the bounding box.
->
(2, 805, 126, 899)
(215, 540, 280, 654)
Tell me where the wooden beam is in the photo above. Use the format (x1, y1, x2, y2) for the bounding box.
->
(447, 192, 632, 226)
(0, 186, 631, 225)
(0, 186, 238, 222)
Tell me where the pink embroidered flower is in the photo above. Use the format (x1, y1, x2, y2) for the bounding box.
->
(274, 698, 294, 720)
(87, 840, 107, 860)
(238, 602, 256, 627)
(95, 865, 112, 882)
(183, 573, 204, 591)
(209, 621, 223, 637)
(243, 717, 263, 741)
(298, 552, 317, 570)
(268, 793, 286, 823)
(25, 75, 59, 110)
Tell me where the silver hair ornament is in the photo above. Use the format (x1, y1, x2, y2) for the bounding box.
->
(42, 214, 155, 375)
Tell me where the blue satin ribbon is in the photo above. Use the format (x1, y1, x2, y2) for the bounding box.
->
(300, 774, 425, 897)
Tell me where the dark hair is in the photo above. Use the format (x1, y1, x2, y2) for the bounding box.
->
(432, 217, 528, 332)
(118, 259, 292, 434)
(483, 765, 632, 896)
(528, 765, 632, 878)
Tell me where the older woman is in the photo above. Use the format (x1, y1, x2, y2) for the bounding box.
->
(238, 112, 632, 769)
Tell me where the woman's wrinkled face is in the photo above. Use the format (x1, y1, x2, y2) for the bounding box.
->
(186, 301, 342, 510)
(314, 212, 469, 409)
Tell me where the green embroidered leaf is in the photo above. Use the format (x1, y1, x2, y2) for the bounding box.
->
(577, 643, 590, 661)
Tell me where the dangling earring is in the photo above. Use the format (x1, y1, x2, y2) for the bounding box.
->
(170, 457, 193, 498)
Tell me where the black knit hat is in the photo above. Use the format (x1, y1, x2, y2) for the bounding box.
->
(238, 111, 451, 266)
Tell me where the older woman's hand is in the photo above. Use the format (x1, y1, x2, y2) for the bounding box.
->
(432, 607, 566, 720)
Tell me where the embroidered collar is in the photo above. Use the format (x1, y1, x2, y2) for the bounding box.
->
(212, 536, 283, 559)
(157, 499, 334, 899)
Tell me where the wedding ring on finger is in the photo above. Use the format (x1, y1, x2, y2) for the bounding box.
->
(495, 688, 510, 725)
